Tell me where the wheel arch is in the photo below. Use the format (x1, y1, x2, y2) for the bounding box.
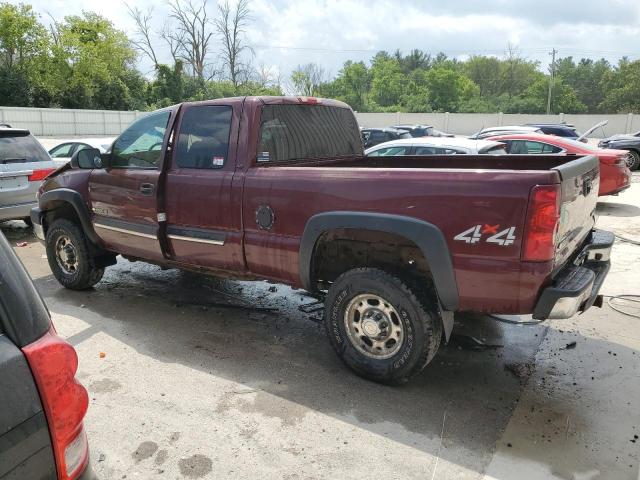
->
(39, 188, 100, 246)
(299, 211, 459, 311)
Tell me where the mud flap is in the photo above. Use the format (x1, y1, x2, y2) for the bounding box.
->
(440, 307, 454, 343)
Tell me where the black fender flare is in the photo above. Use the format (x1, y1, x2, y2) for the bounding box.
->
(299, 211, 459, 311)
(38, 188, 101, 246)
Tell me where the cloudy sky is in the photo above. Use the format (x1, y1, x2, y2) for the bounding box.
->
(26, 0, 640, 81)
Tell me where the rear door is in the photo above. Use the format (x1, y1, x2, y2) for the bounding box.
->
(163, 103, 244, 271)
(88, 110, 170, 261)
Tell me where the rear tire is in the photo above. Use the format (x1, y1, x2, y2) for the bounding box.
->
(45, 219, 104, 290)
(626, 150, 640, 171)
(324, 268, 442, 384)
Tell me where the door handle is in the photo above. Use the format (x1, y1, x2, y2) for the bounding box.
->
(139, 183, 155, 196)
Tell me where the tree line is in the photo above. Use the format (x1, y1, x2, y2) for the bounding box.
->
(1, 2, 639, 114)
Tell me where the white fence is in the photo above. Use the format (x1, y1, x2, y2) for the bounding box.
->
(1, 106, 638, 137)
(0, 106, 143, 137)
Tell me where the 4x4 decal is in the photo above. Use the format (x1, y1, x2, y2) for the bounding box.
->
(454, 224, 516, 246)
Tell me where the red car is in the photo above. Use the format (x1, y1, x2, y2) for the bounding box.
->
(488, 133, 631, 196)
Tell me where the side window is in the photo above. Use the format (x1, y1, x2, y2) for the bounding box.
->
(175, 106, 232, 169)
(49, 143, 74, 158)
(370, 146, 408, 156)
(369, 131, 386, 143)
(508, 140, 528, 154)
(540, 143, 562, 153)
(413, 146, 438, 155)
(524, 141, 545, 154)
(111, 111, 170, 169)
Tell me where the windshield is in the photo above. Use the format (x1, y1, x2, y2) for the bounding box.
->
(258, 104, 362, 163)
(0, 133, 51, 164)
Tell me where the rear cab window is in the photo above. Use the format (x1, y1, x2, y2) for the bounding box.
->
(257, 104, 362, 163)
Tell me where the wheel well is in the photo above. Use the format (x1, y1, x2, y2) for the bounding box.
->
(311, 229, 434, 290)
(42, 201, 81, 234)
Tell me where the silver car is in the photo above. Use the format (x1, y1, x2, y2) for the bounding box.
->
(48, 137, 114, 168)
(0, 127, 57, 224)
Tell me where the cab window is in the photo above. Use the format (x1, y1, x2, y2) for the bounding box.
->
(175, 106, 232, 169)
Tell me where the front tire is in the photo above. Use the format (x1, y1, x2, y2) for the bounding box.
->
(45, 219, 104, 290)
(324, 268, 442, 384)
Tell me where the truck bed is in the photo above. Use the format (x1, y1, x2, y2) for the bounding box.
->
(260, 153, 586, 171)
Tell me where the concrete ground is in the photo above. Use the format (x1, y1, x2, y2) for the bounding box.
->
(2, 175, 639, 480)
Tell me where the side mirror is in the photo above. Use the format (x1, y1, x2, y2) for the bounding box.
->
(70, 148, 108, 169)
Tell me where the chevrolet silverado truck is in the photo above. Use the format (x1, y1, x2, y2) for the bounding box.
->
(31, 96, 613, 384)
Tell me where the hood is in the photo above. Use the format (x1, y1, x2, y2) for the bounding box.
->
(601, 133, 640, 142)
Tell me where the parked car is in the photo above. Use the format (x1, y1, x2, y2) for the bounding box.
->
(391, 124, 454, 138)
(32, 96, 612, 384)
(361, 127, 411, 148)
(523, 123, 583, 141)
(598, 129, 640, 171)
(0, 126, 57, 225)
(487, 133, 631, 196)
(469, 125, 542, 139)
(49, 138, 115, 168)
(365, 137, 506, 156)
(0, 231, 93, 479)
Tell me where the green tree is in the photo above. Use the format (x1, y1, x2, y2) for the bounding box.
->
(369, 55, 405, 108)
(426, 67, 479, 112)
(599, 59, 640, 113)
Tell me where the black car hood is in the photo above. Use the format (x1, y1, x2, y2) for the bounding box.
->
(603, 133, 640, 142)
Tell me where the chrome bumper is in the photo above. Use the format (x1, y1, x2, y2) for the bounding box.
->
(533, 229, 613, 320)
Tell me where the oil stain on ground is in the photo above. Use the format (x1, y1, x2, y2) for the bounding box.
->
(131, 441, 158, 462)
(178, 454, 213, 478)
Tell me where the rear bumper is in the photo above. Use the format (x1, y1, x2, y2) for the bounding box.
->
(533, 229, 613, 320)
(0, 201, 37, 222)
(30, 207, 45, 241)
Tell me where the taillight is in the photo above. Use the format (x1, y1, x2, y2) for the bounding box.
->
(28, 168, 56, 181)
(522, 184, 561, 262)
(22, 327, 89, 479)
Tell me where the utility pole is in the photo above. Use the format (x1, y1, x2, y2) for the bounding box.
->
(546, 48, 557, 115)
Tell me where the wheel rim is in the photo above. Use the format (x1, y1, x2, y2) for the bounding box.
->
(344, 293, 404, 359)
(55, 235, 79, 275)
(627, 151, 639, 169)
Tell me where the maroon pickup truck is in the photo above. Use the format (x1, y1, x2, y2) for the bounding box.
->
(31, 96, 613, 384)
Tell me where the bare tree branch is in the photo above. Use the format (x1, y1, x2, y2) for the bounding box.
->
(215, 0, 253, 87)
(126, 3, 160, 69)
(167, 0, 214, 78)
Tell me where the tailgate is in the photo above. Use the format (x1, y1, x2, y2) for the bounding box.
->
(552, 155, 599, 270)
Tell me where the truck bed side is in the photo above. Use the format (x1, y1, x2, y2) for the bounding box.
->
(242, 162, 564, 313)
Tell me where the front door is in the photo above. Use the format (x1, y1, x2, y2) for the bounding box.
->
(88, 110, 171, 261)
(163, 103, 244, 272)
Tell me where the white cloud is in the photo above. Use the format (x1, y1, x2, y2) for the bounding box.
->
(26, 0, 640, 80)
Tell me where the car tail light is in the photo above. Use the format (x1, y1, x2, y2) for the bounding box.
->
(522, 185, 561, 262)
(28, 168, 56, 181)
(22, 327, 89, 479)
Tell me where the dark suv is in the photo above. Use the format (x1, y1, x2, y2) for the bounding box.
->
(524, 123, 584, 141)
(360, 127, 411, 148)
(0, 231, 93, 479)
